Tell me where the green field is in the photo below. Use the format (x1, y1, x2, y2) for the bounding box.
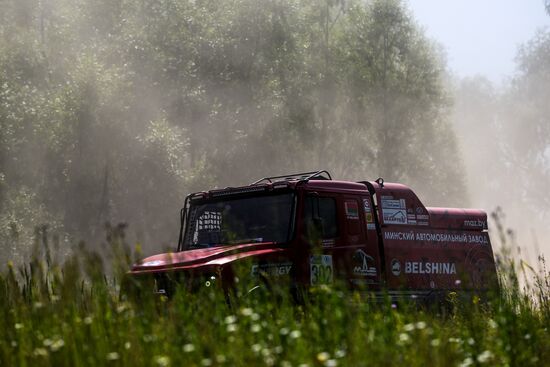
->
(1, 236, 548, 367)
(1, 1, 549, 365)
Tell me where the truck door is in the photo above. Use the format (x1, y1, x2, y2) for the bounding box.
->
(341, 196, 381, 289)
(303, 194, 339, 287)
(303, 194, 381, 289)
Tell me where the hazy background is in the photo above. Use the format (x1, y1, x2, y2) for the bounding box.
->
(409, 0, 550, 262)
(0, 0, 548, 263)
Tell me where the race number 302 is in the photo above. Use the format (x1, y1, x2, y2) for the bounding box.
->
(310, 255, 333, 285)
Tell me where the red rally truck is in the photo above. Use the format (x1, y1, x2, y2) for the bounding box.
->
(128, 171, 498, 302)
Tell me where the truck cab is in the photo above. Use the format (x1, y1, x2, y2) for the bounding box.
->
(129, 171, 497, 302)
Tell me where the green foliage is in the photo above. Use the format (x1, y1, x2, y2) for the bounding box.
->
(0, 233, 548, 366)
(0, 0, 466, 260)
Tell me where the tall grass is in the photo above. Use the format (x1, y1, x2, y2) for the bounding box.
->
(0, 227, 548, 367)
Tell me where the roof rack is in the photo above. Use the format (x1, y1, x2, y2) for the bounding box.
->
(251, 170, 332, 185)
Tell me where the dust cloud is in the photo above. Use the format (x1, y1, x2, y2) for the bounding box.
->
(452, 75, 550, 265)
(0, 0, 548, 267)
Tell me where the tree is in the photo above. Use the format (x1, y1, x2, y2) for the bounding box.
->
(334, 0, 466, 205)
(0, 0, 469, 261)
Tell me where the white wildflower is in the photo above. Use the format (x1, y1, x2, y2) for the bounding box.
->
(415, 321, 426, 330)
(50, 338, 64, 352)
(477, 350, 493, 363)
(335, 349, 346, 358)
(33, 348, 48, 357)
(251, 344, 262, 354)
(183, 343, 195, 353)
(226, 324, 238, 333)
(399, 333, 410, 343)
(290, 330, 301, 339)
(154, 355, 170, 367)
(316, 352, 330, 363)
(224, 315, 237, 324)
(251, 324, 261, 333)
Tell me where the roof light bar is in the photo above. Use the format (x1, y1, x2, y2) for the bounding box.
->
(252, 170, 332, 185)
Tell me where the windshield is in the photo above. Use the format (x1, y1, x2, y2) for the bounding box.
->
(183, 192, 295, 249)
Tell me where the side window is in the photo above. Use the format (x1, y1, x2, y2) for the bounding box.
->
(304, 196, 338, 239)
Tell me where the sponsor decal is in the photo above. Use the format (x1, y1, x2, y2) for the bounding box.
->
(352, 250, 377, 277)
(416, 214, 429, 220)
(345, 201, 359, 220)
(381, 198, 406, 210)
(383, 209, 407, 224)
(382, 197, 407, 224)
(251, 262, 292, 277)
(467, 234, 490, 244)
(364, 199, 375, 229)
(404, 262, 456, 275)
(407, 214, 417, 225)
(416, 207, 425, 214)
(322, 239, 335, 247)
(310, 255, 333, 285)
(417, 221, 429, 226)
(363, 198, 372, 213)
(383, 231, 489, 245)
(464, 219, 486, 228)
(385, 231, 415, 240)
(391, 259, 401, 276)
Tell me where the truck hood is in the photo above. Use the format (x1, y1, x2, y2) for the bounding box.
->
(130, 242, 284, 274)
